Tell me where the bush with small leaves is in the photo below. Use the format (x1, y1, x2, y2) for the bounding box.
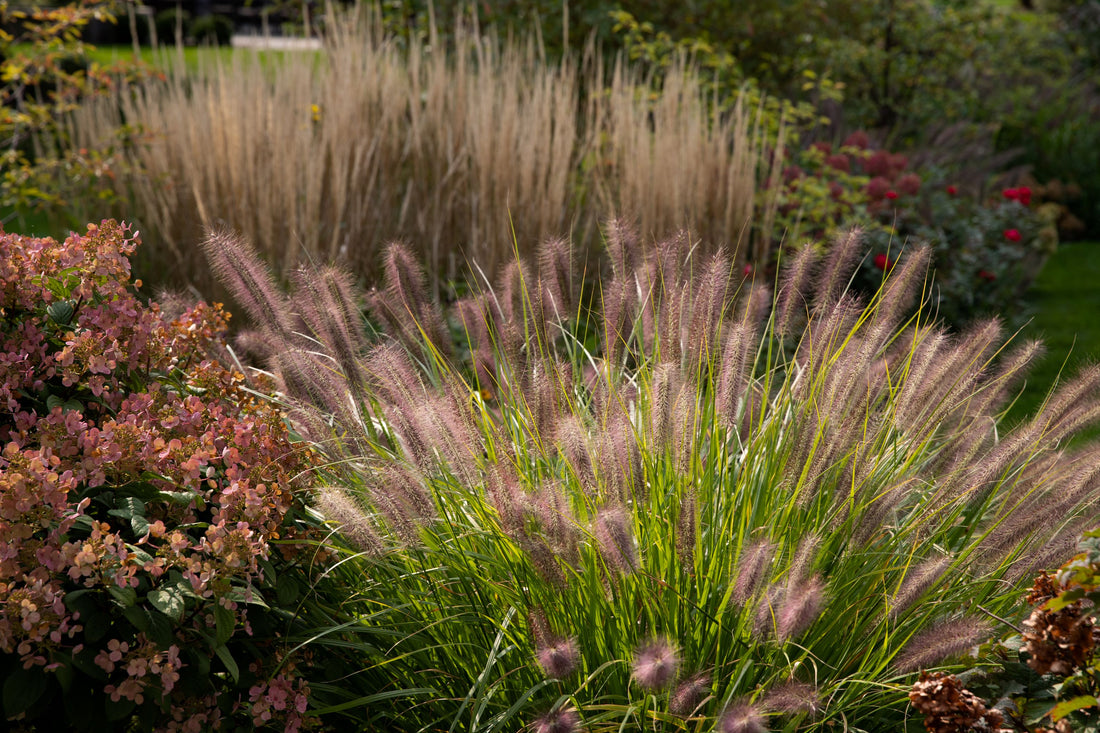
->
(0, 221, 320, 732)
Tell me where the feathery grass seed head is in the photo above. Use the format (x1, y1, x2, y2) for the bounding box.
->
(632, 638, 680, 691)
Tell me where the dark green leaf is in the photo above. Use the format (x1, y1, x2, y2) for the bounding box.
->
(213, 645, 239, 683)
(46, 299, 74, 325)
(131, 513, 150, 538)
(2, 665, 48, 718)
(123, 606, 150, 632)
(104, 695, 136, 721)
(82, 611, 113, 643)
(108, 584, 137, 608)
(214, 604, 235, 647)
(108, 496, 145, 521)
(276, 575, 300, 607)
(148, 585, 186, 622)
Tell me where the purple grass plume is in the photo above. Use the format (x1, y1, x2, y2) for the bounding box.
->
(731, 539, 775, 607)
(894, 617, 991, 673)
(531, 706, 580, 733)
(593, 507, 639, 574)
(201, 225, 295, 339)
(536, 636, 580, 680)
(632, 638, 681, 691)
(313, 487, 383, 555)
(777, 574, 825, 641)
(717, 701, 767, 733)
(761, 680, 820, 715)
(669, 673, 711, 717)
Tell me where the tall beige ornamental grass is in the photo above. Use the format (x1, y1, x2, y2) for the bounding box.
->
(69, 7, 776, 295)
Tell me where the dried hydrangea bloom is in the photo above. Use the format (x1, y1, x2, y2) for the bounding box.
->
(1022, 603, 1094, 676)
(908, 671, 1003, 733)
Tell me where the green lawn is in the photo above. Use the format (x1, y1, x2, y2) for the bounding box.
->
(1005, 240, 1100, 438)
(9, 42, 321, 75)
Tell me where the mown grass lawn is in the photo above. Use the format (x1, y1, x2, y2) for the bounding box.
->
(1006, 240, 1100, 440)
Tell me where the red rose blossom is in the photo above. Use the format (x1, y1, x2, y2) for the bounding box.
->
(1003, 188, 1019, 201)
(1017, 186, 1032, 206)
(978, 270, 996, 281)
(946, 185, 958, 195)
(743, 263, 752, 277)
(885, 190, 898, 200)
(1004, 229, 1022, 242)
(873, 253, 894, 271)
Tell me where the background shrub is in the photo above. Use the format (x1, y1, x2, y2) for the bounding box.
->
(0, 221, 323, 731)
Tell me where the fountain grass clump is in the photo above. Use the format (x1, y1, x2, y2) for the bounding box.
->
(206, 222, 1100, 731)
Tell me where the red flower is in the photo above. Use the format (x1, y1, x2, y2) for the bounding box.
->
(742, 263, 752, 277)
(946, 185, 958, 196)
(978, 270, 996, 281)
(885, 190, 898, 200)
(1003, 188, 1019, 201)
(873, 253, 894, 271)
(1017, 186, 1032, 206)
(1004, 229, 1022, 242)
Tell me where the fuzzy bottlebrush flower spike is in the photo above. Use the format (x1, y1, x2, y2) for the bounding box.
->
(204, 223, 1100, 732)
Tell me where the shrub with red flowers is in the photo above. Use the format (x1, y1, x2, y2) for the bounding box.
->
(0, 221, 319, 731)
(767, 129, 1059, 328)
(769, 133, 1059, 328)
(859, 177, 1059, 328)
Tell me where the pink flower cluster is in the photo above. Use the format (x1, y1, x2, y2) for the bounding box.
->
(0, 221, 315, 731)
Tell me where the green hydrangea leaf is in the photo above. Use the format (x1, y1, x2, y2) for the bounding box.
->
(1051, 695, 1098, 721)
(148, 585, 187, 622)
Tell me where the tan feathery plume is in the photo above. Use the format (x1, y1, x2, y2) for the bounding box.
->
(873, 244, 930, 329)
(775, 242, 818, 337)
(894, 616, 991, 672)
(814, 227, 863, 305)
(604, 217, 640, 282)
(201, 225, 295, 339)
(890, 555, 952, 619)
(314, 487, 384, 555)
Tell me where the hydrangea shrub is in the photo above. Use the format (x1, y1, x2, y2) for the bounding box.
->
(0, 221, 317, 732)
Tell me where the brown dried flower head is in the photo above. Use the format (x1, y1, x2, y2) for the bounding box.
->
(908, 671, 1003, 733)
